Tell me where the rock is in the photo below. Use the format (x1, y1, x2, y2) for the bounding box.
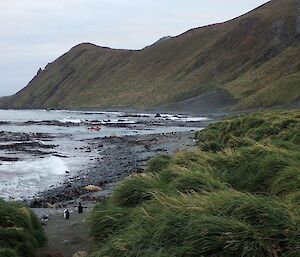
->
(53, 202, 64, 208)
(45, 202, 56, 208)
(0, 156, 19, 161)
(84, 185, 102, 192)
(155, 113, 161, 117)
(72, 251, 88, 257)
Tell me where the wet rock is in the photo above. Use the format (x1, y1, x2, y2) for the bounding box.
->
(0, 156, 19, 161)
(72, 251, 88, 257)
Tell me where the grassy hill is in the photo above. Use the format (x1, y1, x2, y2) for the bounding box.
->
(0, 200, 45, 257)
(0, 96, 10, 108)
(88, 110, 300, 257)
(4, 0, 300, 111)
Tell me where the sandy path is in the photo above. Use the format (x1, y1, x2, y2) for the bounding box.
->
(37, 207, 92, 257)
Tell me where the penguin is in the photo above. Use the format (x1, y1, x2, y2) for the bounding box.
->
(64, 209, 70, 220)
(40, 215, 49, 226)
(78, 202, 83, 214)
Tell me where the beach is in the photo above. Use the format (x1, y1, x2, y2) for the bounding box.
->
(0, 109, 213, 205)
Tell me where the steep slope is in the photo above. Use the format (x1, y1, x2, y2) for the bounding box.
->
(5, 0, 300, 111)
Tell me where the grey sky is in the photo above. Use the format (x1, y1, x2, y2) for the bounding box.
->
(0, 0, 269, 96)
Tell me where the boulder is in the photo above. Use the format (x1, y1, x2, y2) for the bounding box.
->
(72, 251, 88, 257)
(84, 185, 102, 192)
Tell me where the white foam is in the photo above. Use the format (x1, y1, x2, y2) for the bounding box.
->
(160, 114, 209, 122)
(0, 156, 68, 200)
(182, 117, 210, 122)
(101, 119, 137, 124)
(57, 117, 83, 123)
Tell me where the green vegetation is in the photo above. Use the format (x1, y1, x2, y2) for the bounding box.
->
(5, 0, 300, 111)
(0, 199, 46, 257)
(89, 110, 300, 257)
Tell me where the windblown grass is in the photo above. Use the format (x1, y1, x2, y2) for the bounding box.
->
(0, 199, 45, 257)
(111, 173, 170, 207)
(89, 110, 300, 257)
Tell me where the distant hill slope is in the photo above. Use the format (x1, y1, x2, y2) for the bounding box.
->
(0, 96, 10, 108)
(4, 0, 300, 111)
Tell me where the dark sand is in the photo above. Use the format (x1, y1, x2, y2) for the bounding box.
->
(36, 207, 92, 257)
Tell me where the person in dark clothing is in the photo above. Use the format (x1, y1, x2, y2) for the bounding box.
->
(78, 202, 83, 214)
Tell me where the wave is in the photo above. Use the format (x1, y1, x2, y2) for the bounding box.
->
(0, 156, 69, 200)
(159, 114, 210, 122)
(57, 117, 83, 124)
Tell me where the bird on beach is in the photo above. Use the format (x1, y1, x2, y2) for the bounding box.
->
(64, 209, 70, 220)
(78, 202, 83, 214)
(40, 215, 49, 226)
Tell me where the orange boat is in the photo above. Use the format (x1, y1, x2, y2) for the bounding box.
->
(88, 126, 102, 131)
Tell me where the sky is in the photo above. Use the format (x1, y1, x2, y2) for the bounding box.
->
(0, 0, 270, 96)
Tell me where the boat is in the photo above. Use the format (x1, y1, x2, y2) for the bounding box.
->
(88, 126, 102, 131)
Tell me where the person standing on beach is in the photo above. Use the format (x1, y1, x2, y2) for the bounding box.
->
(78, 202, 83, 214)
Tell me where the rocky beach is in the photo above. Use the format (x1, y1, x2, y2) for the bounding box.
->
(0, 109, 213, 206)
(34, 131, 198, 206)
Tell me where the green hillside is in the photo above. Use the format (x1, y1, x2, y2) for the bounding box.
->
(88, 110, 300, 257)
(4, 0, 300, 111)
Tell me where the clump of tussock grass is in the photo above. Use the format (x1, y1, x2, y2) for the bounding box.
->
(0, 199, 46, 257)
(170, 168, 228, 193)
(271, 166, 300, 197)
(89, 201, 132, 244)
(146, 154, 172, 173)
(111, 173, 170, 207)
(0, 248, 18, 257)
(209, 143, 295, 194)
(173, 150, 212, 169)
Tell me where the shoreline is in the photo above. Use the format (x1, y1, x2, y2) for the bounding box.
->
(30, 130, 198, 210)
(0, 109, 215, 213)
(0, 109, 215, 203)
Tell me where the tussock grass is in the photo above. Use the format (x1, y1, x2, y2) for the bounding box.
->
(89, 110, 300, 257)
(210, 143, 294, 193)
(89, 201, 132, 244)
(196, 110, 300, 149)
(0, 199, 45, 257)
(0, 248, 18, 257)
(90, 191, 300, 257)
(170, 169, 227, 193)
(146, 154, 172, 174)
(111, 173, 170, 207)
(271, 166, 300, 197)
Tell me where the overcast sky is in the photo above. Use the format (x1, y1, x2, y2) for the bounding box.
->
(0, 0, 269, 96)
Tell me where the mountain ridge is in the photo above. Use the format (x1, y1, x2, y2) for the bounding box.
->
(4, 0, 300, 112)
